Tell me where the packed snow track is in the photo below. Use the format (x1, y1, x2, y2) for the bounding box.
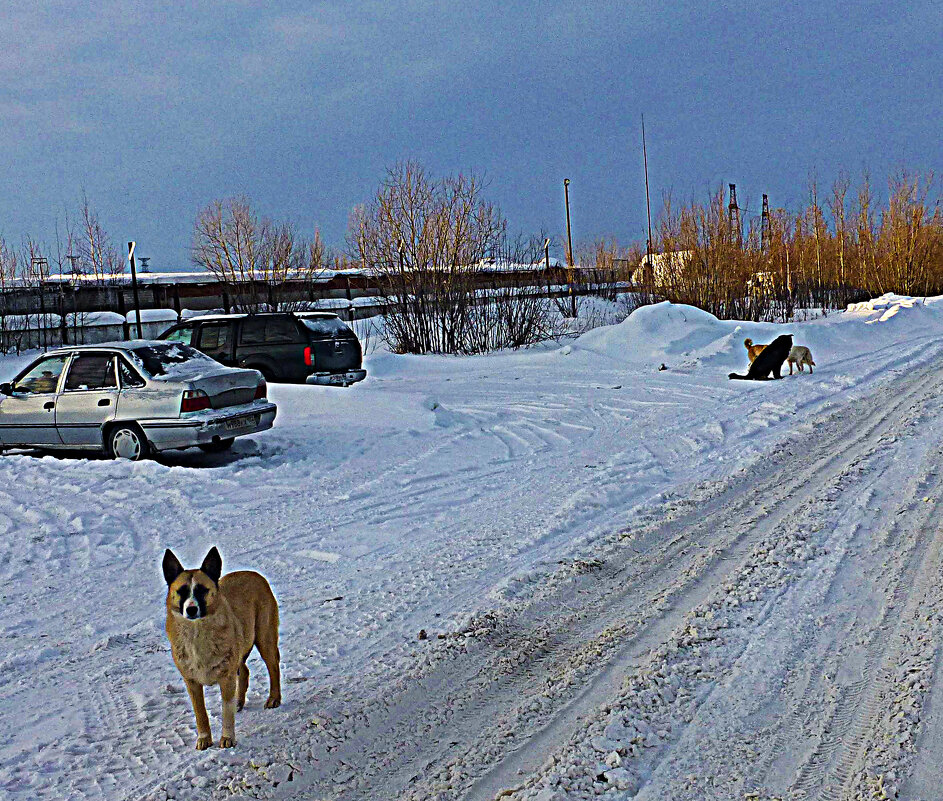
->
(273, 356, 943, 801)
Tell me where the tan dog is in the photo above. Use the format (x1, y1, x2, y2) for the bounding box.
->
(744, 338, 768, 363)
(788, 345, 816, 374)
(162, 547, 281, 749)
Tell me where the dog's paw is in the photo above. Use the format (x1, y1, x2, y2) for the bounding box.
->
(264, 695, 281, 709)
(195, 734, 213, 751)
(236, 698, 245, 712)
(219, 736, 236, 748)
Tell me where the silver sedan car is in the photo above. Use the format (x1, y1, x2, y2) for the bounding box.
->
(0, 341, 277, 460)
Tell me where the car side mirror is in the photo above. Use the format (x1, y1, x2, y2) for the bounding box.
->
(0, 383, 12, 396)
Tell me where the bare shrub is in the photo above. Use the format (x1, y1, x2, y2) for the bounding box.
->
(352, 161, 555, 354)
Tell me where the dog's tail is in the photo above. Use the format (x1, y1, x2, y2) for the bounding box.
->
(728, 372, 749, 380)
(809, 357, 816, 365)
(744, 338, 752, 348)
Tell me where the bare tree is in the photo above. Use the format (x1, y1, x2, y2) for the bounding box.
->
(77, 194, 122, 282)
(192, 196, 326, 312)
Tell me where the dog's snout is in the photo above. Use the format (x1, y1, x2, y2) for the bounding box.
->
(185, 604, 199, 619)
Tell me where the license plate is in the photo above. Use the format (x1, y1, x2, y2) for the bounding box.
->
(329, 374, 344, 384)
(225, 414, 259, 431)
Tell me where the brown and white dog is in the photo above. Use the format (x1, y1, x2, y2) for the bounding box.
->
(788, 345, 816, 374)
(744, 338, 768, 363)
(162, 547, 281, 749)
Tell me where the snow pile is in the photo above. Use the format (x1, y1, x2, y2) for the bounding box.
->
(562, 295, 943, 380)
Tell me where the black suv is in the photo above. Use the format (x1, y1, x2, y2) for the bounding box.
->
(158, 312, 367, 385)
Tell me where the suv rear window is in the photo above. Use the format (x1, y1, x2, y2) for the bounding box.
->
(163, 325, 194, 344)
(240, 316, 301, 345)
(299, 316, 352, 339)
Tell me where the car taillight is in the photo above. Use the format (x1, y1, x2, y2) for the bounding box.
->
(181, 389, 211, 413)
(304, 346, 312, 366)
(254, 381, 267, 400)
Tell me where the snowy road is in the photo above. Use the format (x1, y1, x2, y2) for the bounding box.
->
(3, 297, 943, 800)
(276, 353, 943, 801)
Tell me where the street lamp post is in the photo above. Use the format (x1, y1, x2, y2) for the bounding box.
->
(563, 178, 576, 318)
(128, 242, 143, 339)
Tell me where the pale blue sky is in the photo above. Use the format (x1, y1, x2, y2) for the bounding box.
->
(1, 1, 940, 269)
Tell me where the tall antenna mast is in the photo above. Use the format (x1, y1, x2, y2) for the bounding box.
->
(642, 115, 654, 265)
(761, 194, 771, 252)
(728, 183, 742, 244)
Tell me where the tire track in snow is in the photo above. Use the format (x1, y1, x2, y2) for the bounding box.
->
(216, 350, 943, 801)
(471, 358, 943, 801)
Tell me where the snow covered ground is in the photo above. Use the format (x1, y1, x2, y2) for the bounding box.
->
(2, 294, 943, 800)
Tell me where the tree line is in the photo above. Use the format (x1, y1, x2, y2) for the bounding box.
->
(2, 166, 941, 354)
(633, 172, 943, 322)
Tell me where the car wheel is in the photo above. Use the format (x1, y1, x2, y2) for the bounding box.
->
(198, 438, 234, 453)
(108, 425, 149, 461)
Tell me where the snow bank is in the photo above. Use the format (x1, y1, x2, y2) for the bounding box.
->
(563, 295, 943, 377)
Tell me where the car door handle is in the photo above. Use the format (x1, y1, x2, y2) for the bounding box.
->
(98, 398, 111, 407)
(43, 401, 55, 411)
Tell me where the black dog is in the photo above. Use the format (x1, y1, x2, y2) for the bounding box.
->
(729, 334, 792, 380)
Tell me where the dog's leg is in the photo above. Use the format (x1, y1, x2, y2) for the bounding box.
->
(219, 674, 238, 748)
(789, 360, 794, 375)
(257, 632, 282, 709)
(184, 679, 212, 750)
(237, 661, 249, 712)
(808, 363, 813, 374)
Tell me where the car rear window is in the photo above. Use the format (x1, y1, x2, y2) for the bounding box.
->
(130, 343, 219, 378)
(299, 316, 352, 339)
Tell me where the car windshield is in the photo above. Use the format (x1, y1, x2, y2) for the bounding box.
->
(300, 316, 351, 338)
(129, 343, 219, 378)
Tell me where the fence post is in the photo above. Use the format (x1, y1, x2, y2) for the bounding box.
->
(117, 291, 130, 340)
(173, 284, 182, 320)
(38, 284, 48, 350)
(58, 293, 68, 346)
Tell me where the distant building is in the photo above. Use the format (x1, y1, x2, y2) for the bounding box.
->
(632, 250, 693, 286)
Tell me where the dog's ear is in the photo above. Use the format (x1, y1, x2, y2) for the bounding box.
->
(200, 547, 222, 585)
(162, 549, 184, 586)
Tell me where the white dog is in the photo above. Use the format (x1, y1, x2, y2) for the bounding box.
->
(787, 345, 815, 374)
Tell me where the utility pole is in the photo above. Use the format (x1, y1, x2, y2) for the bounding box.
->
(728, 183, 742, 245)
(642, 115, 654, 268)
(128, 242, 143, 339)
(32, 257, 49, 350)
(563, 178, 576, 317)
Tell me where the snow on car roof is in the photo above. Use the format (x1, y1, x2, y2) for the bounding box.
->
(45, 339, 167, 353)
